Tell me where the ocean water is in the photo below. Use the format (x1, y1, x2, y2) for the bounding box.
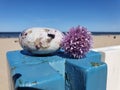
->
(0, 32, 20, 38)
(92, 32, 120, 35)
(0, 32, 120, 38)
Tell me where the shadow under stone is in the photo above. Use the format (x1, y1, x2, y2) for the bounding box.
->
(16, 87, 43, 90)
(20, 49, 85, 59)
(20, 50, 55, 57)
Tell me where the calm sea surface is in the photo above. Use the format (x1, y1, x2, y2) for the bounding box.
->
(0, 32, 120, 38)
(0, 32, 20, 38)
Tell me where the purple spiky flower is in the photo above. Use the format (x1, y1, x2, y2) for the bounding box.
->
(61, 26, 93, 59)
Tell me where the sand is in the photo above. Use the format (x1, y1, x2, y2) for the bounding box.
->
(0, 38, 21, 90)
(0, 35, 120, 90)
(93, 35, 120, 48)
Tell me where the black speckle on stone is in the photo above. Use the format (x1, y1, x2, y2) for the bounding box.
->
(35, 45, 40, 50)
(47, 34, 55, 39)
(25, 33, 27, 36)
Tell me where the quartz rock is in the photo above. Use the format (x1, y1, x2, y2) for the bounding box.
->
(19, 27, 64, 54)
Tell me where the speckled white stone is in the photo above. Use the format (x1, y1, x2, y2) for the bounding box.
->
(19, 27, 64, 54)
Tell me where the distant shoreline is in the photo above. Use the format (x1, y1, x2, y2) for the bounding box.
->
(91, 32, 120, 35)
(0, 32, 120, 38)
(0, 32, 20, 38)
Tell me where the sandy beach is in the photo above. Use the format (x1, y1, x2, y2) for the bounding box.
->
(0, 35, 120, 90)
(0, 38, 21, 90)
(93, 35, 120, 48)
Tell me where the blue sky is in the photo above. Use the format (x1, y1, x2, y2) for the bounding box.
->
(0, 0, 120, 32)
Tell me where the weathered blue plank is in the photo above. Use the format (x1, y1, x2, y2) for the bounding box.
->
(7, 50, 105, 90)
(65, 60, 107, 90)
(13, 63, 64, 90)
(7, 50, 65, 67)
(7, 50, 101, 67)
(7, 50, 65, 90)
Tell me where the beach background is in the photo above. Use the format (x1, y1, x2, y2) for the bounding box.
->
(0, 0, 120, 89)
(0, 33, 120, 90)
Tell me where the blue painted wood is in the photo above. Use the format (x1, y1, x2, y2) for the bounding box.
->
(7, 50, 65, 90)
(65, 60, 107, 90)
(7, 50, 106, 90)
(7, 50, 101, 68)
(14, 63, 64, 90)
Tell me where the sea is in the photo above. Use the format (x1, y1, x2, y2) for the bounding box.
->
(0, 32, 21, 38)
(0, 32, 120, 38)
